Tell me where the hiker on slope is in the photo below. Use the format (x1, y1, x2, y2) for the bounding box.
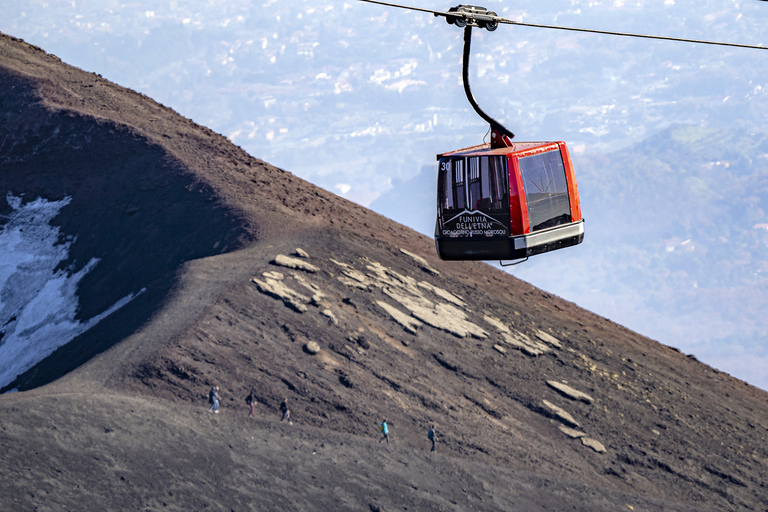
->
(208, 386, 220, 414)
(280, 397, 292, 425)
(379, 419, 390, 444)
(428, 425, 437, 452)
(246, 390, 257, 417)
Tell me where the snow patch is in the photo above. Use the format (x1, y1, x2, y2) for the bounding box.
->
(0, 193, 140, 389)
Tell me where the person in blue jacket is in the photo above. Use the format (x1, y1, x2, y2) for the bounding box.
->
(379, 419, 390, 444)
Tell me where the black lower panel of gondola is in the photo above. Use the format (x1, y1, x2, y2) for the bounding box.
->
(435, 220, 584, 261)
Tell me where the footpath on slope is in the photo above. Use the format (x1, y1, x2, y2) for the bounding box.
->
(0, 390, 705, 512)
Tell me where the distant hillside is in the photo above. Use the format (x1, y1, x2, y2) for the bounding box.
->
(368, 163, 436, 237)
(1, 33, 768, 512)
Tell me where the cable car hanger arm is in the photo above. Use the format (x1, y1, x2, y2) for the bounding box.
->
(358, 0, 768, 51)
(461, 26, 514, 143)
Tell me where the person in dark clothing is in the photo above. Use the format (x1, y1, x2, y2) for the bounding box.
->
(428, 425, 437, 452)
(208, 386, 220, 414)
(246, 390, 257, 417)
(280, 398, 292, 424)
(379, 419, 390, 444)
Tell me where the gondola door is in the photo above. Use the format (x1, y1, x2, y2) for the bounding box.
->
(436, 154, 512, 260)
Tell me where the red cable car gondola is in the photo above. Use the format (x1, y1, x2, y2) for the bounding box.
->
(435, 139, 584, 261)
(432, 6, 584, 263)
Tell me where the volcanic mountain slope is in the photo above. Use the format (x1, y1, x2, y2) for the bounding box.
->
(1, 33, 767, 511)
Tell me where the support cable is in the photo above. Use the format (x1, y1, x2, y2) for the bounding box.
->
(358, 0, 767, 51)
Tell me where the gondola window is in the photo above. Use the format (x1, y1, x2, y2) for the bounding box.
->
(519, 151, 571, 231)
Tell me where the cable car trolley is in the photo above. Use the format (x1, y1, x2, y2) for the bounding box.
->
(358, 0, 768, 263)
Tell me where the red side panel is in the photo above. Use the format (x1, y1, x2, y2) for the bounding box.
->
(508, 155, 528, 235)
(558, 143, 582, 222)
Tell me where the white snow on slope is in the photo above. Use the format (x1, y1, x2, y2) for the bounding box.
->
(0, 193, 139, 390)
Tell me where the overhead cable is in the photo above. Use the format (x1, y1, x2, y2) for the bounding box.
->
(358, 0, 767, 51)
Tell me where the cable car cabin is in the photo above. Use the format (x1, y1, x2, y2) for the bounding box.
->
(435, 141, 584, 261)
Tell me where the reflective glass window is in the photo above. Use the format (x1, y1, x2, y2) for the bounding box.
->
(438, 156, 508, 214)
(453, 161, 466, 210)
(519, 150, 571, 231)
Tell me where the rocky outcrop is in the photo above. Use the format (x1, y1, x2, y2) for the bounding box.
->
(291, 272, 326, 306)
(252, 272, 309, 313)
(534, 329, 563, 349)
(320, 309, 338, 326)
(502, 331, 550, 356)
(547, 380, 594, 404)
(332, 259, 373, 290)
(417, 281, 465, 308)
(581, 437, 606, 453)
(272, 254, 319, 273)
(333, 257, 485, 339)
(383, 288, 487, 339)
(400, 248, 439, 275)
(376, 300, 420, 335)
(542, 399, 579, 428)
(483, 315, 512, 334)
(558, 425, 586, 439)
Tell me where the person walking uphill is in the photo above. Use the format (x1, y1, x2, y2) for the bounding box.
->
(280, 398, 292, 425)
(379, 419, 390, 444)
(208, 386, 220, 414)
(428, 425, 437, 452)
(246, 390, 257, 417)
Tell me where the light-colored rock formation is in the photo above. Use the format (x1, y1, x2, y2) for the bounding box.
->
(542, 399, 579, 428)
(252, 274, 309, 313)
(493, 344, 507, 355)
(547, 380, 595, 404)
(337, 276, 370, 290)
(558, 425, 586, 438)
(333, 258, 488, 339)
(329, 258, 351, 269)
(375, 301, 420, 335)
(502, 331, 549, 356)
(417, 281, 465, 308)
(291, 272, 326, 307)
(272, 254, 319, 273)
(293, 248, 310, 258)
(291, 272, 326, 306)
(366, 262, 419, 291)
(384, 288, 487, 339)
(581, 437, 606, 453)
(400, 248, 440, 275)
(535, 329, 563, 349)
(483, 315, 512, 335)
(304, 341, 321, 354)
(320, 309, 338, 326)
(332, 259, 373, 289)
